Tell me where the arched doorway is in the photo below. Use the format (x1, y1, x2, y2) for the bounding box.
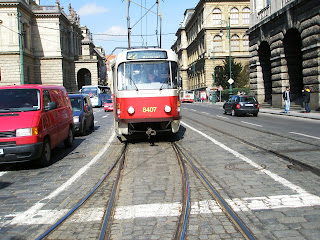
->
(283, 28, 303, 102)
(77, 68, 91, 90)
(258, 41, 272, 104)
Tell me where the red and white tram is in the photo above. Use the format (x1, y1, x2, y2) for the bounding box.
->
(111, 48, 181, 141)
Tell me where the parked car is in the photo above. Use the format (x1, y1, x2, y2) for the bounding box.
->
(69, 94, 94, 136)
(223, 95, 259, 116)
(0, 84, 74, 167)
(104, 99, 113, 112)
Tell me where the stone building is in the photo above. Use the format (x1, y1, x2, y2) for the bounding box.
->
(0, 0, 106, 92)
(248, 0, 320, 110)
(75, 26, 107, 90)
(172, 0, 250, 99)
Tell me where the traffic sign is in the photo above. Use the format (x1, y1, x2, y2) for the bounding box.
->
(228, 78, 234, 85)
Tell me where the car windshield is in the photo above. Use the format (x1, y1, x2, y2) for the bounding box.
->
(82, 88, 98, 97)
(0, 89, 40, 113)
(70, 97, 83, 111)
(239, 96, 257, 102)
(117, 61, 178, 90)
(106, 99, 112, 103)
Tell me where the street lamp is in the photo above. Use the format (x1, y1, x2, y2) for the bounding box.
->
(219, 16, 233, 96)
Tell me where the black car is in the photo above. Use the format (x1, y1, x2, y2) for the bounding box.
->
(69, 94, 94, 135)
(223, 95, 259, 116)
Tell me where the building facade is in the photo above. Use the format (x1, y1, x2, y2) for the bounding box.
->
(0, 0, 106, 92)
(248, 0, 320, 110)
(172, 0, 250, 99)
(75, 26, 107, 90)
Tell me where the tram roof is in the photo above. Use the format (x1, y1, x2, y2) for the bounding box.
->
(113, 48, 178, 66)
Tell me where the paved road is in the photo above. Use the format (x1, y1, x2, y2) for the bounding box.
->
(0, 104, 319, 239)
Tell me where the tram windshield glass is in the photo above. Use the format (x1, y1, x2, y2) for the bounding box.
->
(117, 61, 178, 90)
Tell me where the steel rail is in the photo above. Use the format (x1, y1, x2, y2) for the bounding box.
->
(173, 143, 256, 240)
(99, 144, 127, 240)
(172, 143, 190, 240)
(183, 115, 320, 176)
(35, 144, 127, 240)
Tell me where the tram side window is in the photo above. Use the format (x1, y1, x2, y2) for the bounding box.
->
(171, 61, 178, 88)
(117, 64, 125, 90)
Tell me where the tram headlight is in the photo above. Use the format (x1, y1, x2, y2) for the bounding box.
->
(128, 106, 135, 115)
(164, 105, 171, 113)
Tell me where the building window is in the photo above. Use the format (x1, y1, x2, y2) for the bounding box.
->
(212, 8, 222, 25)
(230, 8, 239, 25)
(213, 35, 222, 52)
(231, 34, 240, 51)
(243, 35, 249, 51)
(242, 7, 250, 24)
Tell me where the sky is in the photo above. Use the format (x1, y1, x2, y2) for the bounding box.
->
(40, 0, 199, 55)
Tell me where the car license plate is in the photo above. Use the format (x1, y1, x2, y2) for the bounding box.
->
(245, 104, 254, 107)
(0, 149, 3, 155)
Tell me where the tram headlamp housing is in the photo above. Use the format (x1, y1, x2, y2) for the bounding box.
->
(164, 105, 171, 113)
(128, 106, 135, 115)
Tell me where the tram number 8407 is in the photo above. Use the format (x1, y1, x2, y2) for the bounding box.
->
(143, 107, 157, 113)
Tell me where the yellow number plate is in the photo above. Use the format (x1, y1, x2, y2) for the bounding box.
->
(143, 107, 157, 113)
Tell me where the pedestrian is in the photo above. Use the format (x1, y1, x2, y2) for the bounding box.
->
(283, 87, 290, 113)
(302, 87, 311, 113)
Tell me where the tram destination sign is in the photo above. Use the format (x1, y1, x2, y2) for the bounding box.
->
(127, 50, 168, 60)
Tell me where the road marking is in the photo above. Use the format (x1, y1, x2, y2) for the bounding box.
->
(5, 132, 115, 227)
(0, 172, 7, 177)
(241, 121, 263, 127)
(102, 115, 108, 118)
(290, 132, 320, 140)
(4, 192, 320, 225)
(94, 121, 98, 124)
(216, 115, 228, 119)
(181, 121, 320, 198)
(201, 112, 209, 115)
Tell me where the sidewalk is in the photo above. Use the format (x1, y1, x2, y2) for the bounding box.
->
(259, 107, 320, 120)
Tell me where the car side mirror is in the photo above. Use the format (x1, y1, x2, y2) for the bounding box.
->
(45, 102, 57, 111)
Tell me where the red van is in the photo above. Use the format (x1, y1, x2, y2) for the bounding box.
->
(0, 85, 74, 167)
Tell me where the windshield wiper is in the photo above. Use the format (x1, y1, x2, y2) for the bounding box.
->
(0, 108, 24, 113)
(129, 76, 139, 91)
(160, 80, 170, 90)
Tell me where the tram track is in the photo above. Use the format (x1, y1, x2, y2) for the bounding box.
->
(183, 114, 320, 176)
(172, 142, 255, 240)
(35, 144, 127, 240)
(35, 138, 257, 239)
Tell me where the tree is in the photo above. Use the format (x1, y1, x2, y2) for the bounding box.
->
(214, 57, 247, 89)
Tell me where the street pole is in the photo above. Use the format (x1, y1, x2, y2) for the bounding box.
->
(211, 50, 216, 103)
(193, 63, 195, 102)
(127, 0, 131, 48)
(18, 12, 24, 84)
(228, 16, 233, 96)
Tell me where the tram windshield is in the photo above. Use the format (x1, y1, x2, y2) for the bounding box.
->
(117, 61, 178, 90)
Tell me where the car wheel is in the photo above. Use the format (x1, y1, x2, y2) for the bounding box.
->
(64, 126, 74, 147)
(81, 121, 87, 136)
(89, 119, 94, 132)
(231, 109, 237, 116)
(253, 113, 258, 117)
(37, 138, 51, 167)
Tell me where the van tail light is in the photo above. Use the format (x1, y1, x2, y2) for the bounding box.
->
(236, 104, 241, 109)
(117, 103, 121, 115)
(84, 105, 87, 111)
(257, 104, 260, 109)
